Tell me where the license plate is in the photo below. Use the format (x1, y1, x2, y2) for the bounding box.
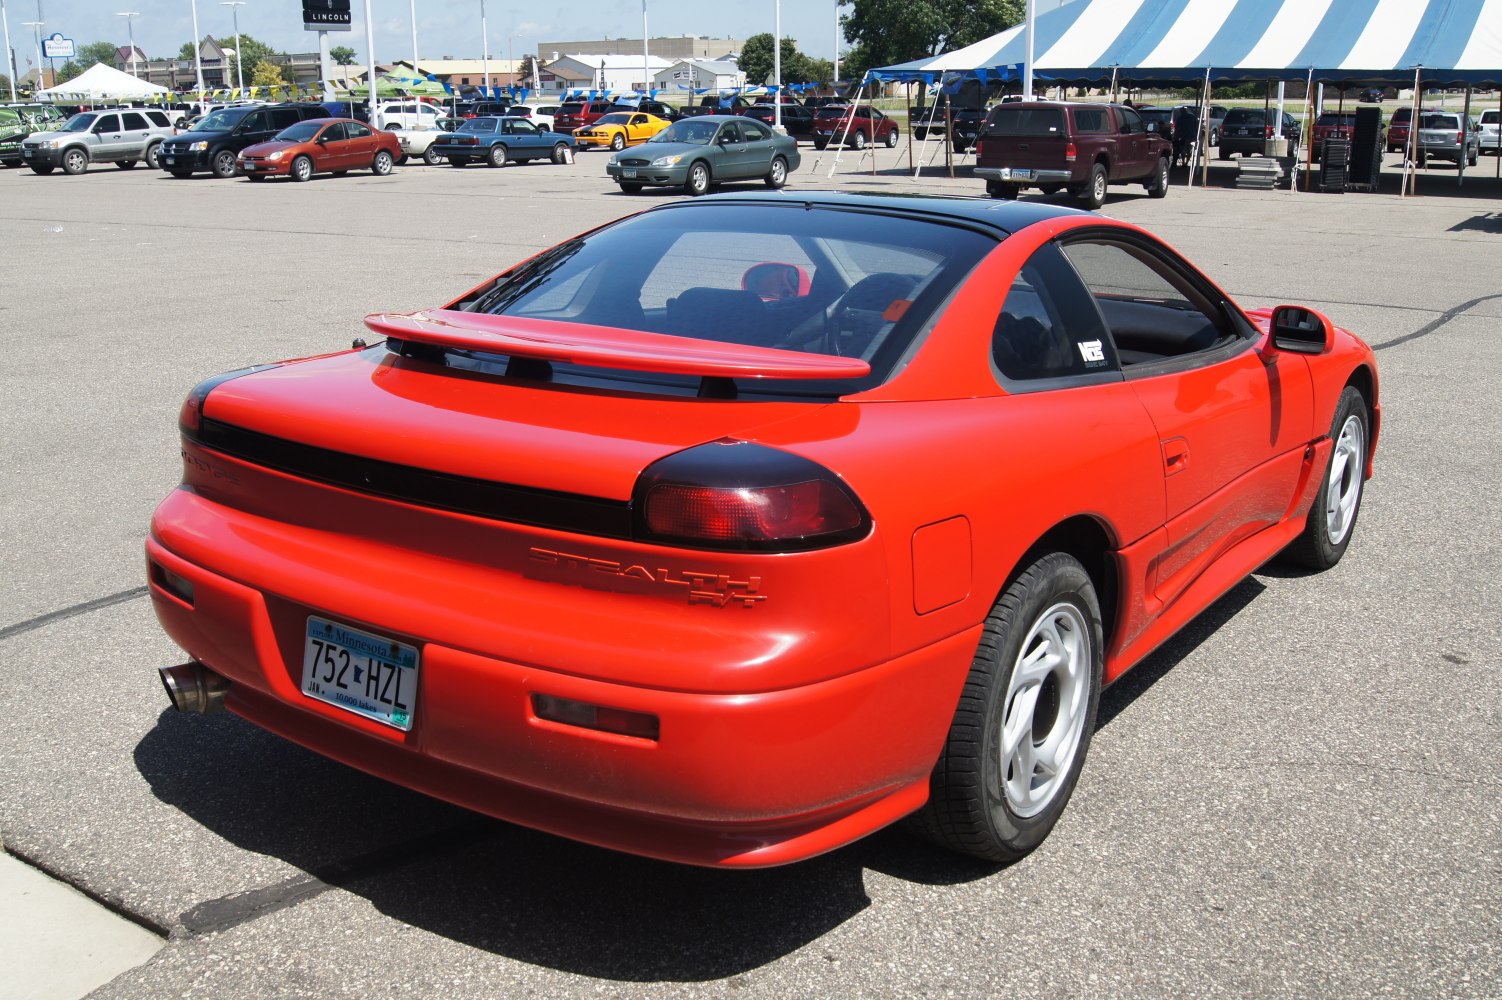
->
(302, 616, 420, 730)
(23, 149, 31, 158)
(165, 155, 175, 163)
(622, 168, 637, 178)
(1001, 167, 1034, 180)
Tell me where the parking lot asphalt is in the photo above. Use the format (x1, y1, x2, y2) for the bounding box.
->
(2, 142, 1499, 999)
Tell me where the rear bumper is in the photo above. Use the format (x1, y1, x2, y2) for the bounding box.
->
(145, 507, 976, 867)
(974, 166, 1073, 184)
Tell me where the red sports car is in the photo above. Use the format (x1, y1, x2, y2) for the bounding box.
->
(148, 193, 1379, 868)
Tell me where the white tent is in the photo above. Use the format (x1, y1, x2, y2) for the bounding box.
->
(36, 62, 169, 100)
(874, 0, 1502, 86)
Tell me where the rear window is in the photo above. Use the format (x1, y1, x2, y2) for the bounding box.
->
(1419, 114, 1460, 129)
(1316, 113, 1357, 126)
(1482, 111, 1499, 124)
(1223, 109, 1265, 125)
(984, 106, 1066, 135)
(455, 203, 998, 397)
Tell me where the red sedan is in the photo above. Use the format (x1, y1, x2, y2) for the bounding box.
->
(237, 117, 400, 181)
(148, 193, 1378, 867)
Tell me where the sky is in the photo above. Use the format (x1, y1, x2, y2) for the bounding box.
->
(4, 0, 859, 69)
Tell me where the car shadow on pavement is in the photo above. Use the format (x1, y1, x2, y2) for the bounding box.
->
(134, 708, 985, 979)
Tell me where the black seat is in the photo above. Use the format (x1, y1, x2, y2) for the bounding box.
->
(665, 288, 772, 346)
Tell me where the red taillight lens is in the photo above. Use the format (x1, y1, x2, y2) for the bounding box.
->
(1065, 141, 1077, 162)
(1265, 124, 1274, 138)
(1455, 131, 1463, 145)
(633, 440, 871, 552)
(645, 480, 860, 544)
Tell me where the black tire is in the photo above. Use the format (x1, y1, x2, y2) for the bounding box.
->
(619, 181, 644, 193)
(144, 143, 162, 169)
(211, 148, 236, 179)
(1468, 149, 1478, 166)
(986, 180, 1018, 200)
(116, 159, 137, 169)
(684, 160, 710, 196)
(852, 130, 867, 151)
(395, 153, 408, 166)
(61, 148, 88, 175)
(169, 169, 192, 178)
(1281, 386, 1369, 570)
(372, 150, 393, 175)
(550, 142, 568, 164)
(488, 144, 508, 167)
(1078, 163, 1108, 210)
(813, 139, 828, 151)
(907, 552, 1103, 863)
(30, 165, 54, 175)
(290, 155, 314, 182)
(1146, 156, 1169, 198)
(450, 156, 470, 167)
(884, 127, 898, 148)
(1218, 149, 1231, 160)
(610, 132, 625, 152)
(422, 145, 443, 166)
(764, 155, 788, 189)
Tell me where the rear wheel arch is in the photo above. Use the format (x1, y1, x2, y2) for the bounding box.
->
(1000, 516, 1121, 661)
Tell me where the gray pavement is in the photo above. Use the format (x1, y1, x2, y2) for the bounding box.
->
(1, 143, 1499, 999)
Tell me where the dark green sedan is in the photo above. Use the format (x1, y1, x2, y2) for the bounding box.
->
(605, 115, 801, 196)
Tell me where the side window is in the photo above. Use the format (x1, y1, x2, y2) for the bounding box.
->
(241, 111, 269, 132)
(144, 110, 170, 127)
(121, 112, 149, 130)
(271, 108, 301, 129)
(1118, 108, 1145, 134)
(631, 115, 647, 126)
(94, 114, 121, 133)
(719, 122, 741, 143)
(1074, 108, 1109, 133)
(346, 122, 372, 139)
(993, 243, 1117, 383)
(322, 122, 347, 142)
(1060, 238, 1242, 367)
(742, 122, 770, 141)
(510, 120, 537, 135)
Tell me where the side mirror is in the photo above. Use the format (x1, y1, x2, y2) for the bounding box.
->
(742, 262, 809, 301)
(1269, 305, 1335, 355)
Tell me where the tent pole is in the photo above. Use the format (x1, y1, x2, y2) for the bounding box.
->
(1459, 87, 1471, 188)
(1189, 65, 1209, 187)
(1299, 67, 1313, 192)
(1404, 66, 1420, 197)
(1496, 87, 1500, 180)
(903, 81, 914, 171)
(1110, 65, 1118, 103)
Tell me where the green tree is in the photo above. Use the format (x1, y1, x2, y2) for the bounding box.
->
(802, 57, 835, 85)
(223, 33, 280, 71)
(740, 33, 814, 86)
(841, 0, 1023, 71)
(330, 45, 357, 66)
(250, 59, 287, 88)
(179, 42, 197, 60)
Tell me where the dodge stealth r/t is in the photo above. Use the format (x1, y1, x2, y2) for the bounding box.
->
(148, 192, 1379, 867)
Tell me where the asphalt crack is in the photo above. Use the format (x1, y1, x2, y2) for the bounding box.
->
(0, 586, 149, 641)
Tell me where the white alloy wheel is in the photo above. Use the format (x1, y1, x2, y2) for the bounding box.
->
(999, 601, 1092, 818)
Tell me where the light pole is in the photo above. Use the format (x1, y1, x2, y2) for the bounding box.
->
(479, 0, 489, 96)
(361, 0, 375, 122)
(220, 0, 244, 93)
(641, 0, 647, 98)
(116, 11, 139, 78)
(773, 0, 781, 132)
(2, 0, 18, 100)
(22, 18, 41, 93)
(188, 0, 204, 99)
(833, 1, 840, 90)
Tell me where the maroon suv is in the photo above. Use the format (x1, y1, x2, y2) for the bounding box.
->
(552, 100, 613, 135)
(974, 102, 1172, 209)
(811, 105, 899, 151)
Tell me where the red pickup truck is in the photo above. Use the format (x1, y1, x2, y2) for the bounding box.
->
(974, 102, 1172, 209)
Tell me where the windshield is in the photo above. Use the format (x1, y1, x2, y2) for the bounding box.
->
(60, 114, 96, 133)
(595, 113, 632, 126)
(649, 119, 717, 144)
(457, 202, 997, 397)
(459, 118, 497, 133)
(191, 109, 250, 131)
(274, 121, 321, 142)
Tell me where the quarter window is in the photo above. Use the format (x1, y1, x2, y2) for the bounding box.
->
(121, 112, 148, 129)
(993, 243, 1117, 383)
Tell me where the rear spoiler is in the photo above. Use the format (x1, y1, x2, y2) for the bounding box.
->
(365, 309, 871, 381)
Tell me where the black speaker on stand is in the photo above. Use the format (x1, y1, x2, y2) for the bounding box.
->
(1348, 105, 1384, 190)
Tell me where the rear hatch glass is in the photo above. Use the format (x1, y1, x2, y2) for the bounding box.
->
(983, 106, 1066, 135)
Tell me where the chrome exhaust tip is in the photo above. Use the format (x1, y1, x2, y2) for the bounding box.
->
(158, 662, 230, 715)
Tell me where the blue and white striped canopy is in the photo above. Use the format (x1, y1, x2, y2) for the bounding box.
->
(872, 0, 1502, 84)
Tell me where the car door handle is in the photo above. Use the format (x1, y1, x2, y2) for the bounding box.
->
(1162, 437, 1190, 476)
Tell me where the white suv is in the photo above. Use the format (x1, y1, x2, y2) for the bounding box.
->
(21, 107, 176, 174)
(375, 102, 447, 131)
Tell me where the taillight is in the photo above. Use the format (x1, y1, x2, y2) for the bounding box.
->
(178, 365, 278, 434)
(1265, 124, 1274, 138)
(633, 440, 871, 552)
(1065, 141, 1077, 163)
(975, 139, 985, 158)
(1455, 131, 1463, 145)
